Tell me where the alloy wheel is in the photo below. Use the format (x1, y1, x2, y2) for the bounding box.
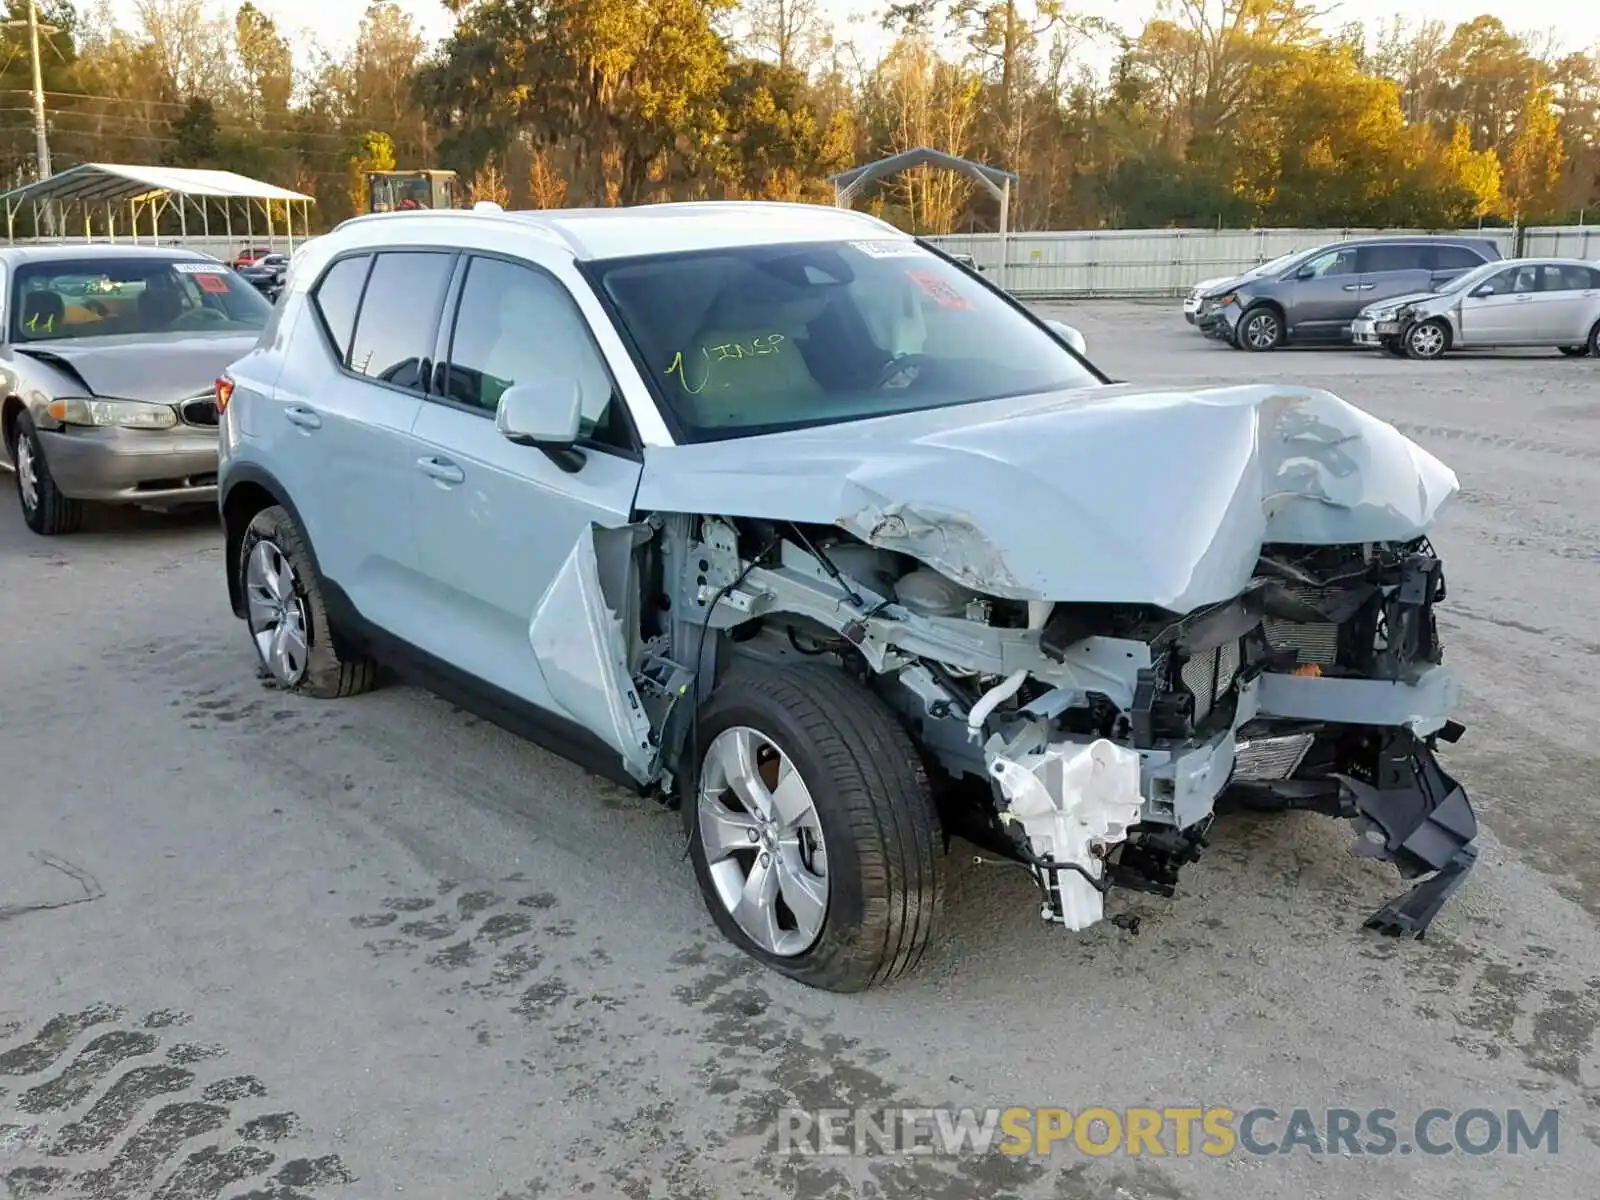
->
(697, 725, 830, 957)
(1243, 311, 1280, 350)
(15, 432, 38, 512)
(1408, 321, 1446, 359)
(244, 539, 311, 686)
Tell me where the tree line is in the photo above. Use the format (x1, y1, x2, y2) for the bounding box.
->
(1, 0, 1595, 233)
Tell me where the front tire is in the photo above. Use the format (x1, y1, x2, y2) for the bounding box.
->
(1557, 346, 1589, 358)
(1237, 305, 1283, 351)
(685, 663, 944, 992)
(1588, 319, 1600, 357)
(1404, 318, 1449, 360)
(238, 504, 380, 698)
(11, 411, 84, 536)
(1379, 336, 1407, 358)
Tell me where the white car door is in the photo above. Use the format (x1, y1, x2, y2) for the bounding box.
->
(262, 250, 454, 642)
(406, 251, 647, 744)
(1459, 266, 1533, 344)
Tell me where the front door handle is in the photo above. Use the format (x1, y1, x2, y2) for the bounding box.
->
(284, 405, 321, 430)
(1342, 283, 1361, 291)
(417, 456, 465, 485)
(1515, 294, 1532, 302)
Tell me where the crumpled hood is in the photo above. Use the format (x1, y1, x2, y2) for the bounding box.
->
(635, 382, 1460, 612)
(16, 333, 257, 402)
(1361, 290, 1445, 315)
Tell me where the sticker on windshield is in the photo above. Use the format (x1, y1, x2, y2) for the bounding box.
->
(850, 239, 921, 258)
(170, 262, 227, 275)
(193, 273, 231, 294)
(906, 268, 974, 310)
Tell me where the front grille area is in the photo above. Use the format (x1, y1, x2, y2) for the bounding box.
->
(1233, 731, 1316, 782)
(1263, 582, 1342, 668)
(179, 397, 219, 426)
(1180, 639, 1243, 722)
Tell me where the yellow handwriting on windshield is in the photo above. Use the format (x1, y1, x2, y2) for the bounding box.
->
(665, 334, 785, 394)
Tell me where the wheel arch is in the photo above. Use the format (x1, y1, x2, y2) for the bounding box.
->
(221, 464, 320, 621)
(1, 393, 23, 453)
(1239, 298, 1287, 344)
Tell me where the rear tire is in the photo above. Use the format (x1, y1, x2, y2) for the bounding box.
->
(1237, 305, 1283, 351)
(685, 663, 944, 992)
(1589, 319, 1600, 357)
(237, 504, 380, 699)
(11, 410, 84, 536)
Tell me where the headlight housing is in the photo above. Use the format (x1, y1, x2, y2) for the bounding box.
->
(1210, 292, 1236, 307)
(46, 396, 178, 430)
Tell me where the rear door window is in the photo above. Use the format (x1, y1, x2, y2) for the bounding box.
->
(346, 251, 455, 392)
(1430, 245, 1487, 271)
(1358, 244, 1425, 274)
(309, 254, 372, 363)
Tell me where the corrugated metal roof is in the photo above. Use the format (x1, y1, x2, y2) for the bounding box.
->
(0, 163, 314, 207)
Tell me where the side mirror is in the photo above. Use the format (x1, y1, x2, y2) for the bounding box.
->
(1295, 265, 1317, 280)
(1469, 284, 1493, 299)
(496, 378, 582, 448)
(1046, 319, 1088, 356)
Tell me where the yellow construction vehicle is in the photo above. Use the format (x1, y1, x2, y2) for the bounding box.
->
(364, 170, 459, 214)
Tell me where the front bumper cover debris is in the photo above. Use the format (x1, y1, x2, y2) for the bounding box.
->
(1342, 727, 1478, 939)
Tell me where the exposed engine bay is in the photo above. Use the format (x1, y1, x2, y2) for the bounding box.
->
(532, 511, 1478, 941)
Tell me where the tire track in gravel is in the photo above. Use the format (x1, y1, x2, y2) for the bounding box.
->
(0, 1006, 354, 1200)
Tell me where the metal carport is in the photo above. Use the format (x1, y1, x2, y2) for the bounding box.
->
(0, 163, 314, 250)
(830, 148, 1020, 290)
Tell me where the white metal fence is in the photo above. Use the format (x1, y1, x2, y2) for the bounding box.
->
(924, 226, 1596, 298)
(9, 223, 1598, 297)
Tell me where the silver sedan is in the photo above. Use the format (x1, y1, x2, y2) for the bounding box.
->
(1352, 257, 1600, 360)
(0, 245, 270, 535)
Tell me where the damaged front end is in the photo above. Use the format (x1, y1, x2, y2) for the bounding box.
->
(528, 510, 1477, 944)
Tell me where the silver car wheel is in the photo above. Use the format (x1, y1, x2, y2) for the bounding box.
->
(1408, 321, 1446, 358)
(244, 539, 310, 686)
(15, 432, 38, 512)
(697, 726, 830, 957)
(1244, 311, 1279, 349)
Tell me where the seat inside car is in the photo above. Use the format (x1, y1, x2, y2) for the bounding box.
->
(20, 290, 65, 335)
(682, 293, 830, 428)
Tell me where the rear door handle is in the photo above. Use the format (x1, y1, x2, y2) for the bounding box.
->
(284, 405, 321, 430)
(417, 456, 465, 485)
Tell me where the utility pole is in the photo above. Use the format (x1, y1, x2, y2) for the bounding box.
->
(26, 0, 50, 179)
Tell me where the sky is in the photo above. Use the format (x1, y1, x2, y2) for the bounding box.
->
(108, 0, 1600, 68)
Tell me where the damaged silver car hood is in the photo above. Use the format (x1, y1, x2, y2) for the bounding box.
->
(635, 382, 1459, 611)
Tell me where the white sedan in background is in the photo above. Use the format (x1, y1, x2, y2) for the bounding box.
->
(1352, 257, 1600, 360)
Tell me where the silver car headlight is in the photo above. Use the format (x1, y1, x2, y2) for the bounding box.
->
(46, 396, 178, 430)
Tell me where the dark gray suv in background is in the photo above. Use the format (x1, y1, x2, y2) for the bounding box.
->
(1195, 236, 1503, 351)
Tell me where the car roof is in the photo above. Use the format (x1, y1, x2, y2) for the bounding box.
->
(0, 243, 218, 266)
(328, 201, 909, 262)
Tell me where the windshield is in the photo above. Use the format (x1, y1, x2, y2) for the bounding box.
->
(11, 257, 272, 343)
(1439, 260, 1504, 294)
(1248, 250, 1302, 278)
(593, 240, 1100, 441)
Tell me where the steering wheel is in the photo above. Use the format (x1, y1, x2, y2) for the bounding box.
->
(873, 353, 935, 390)
(173, 308, 227, 329)
(84, 299, 110, 318)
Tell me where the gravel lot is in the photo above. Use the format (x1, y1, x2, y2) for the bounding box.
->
(4, 299, 1599, 1199)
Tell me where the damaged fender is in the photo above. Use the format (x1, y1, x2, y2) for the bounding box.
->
(529, 523, 658, 784)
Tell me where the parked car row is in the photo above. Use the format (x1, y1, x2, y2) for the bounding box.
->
(1184, 235, 1600, 359)
(3, 205, 1483, 993)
